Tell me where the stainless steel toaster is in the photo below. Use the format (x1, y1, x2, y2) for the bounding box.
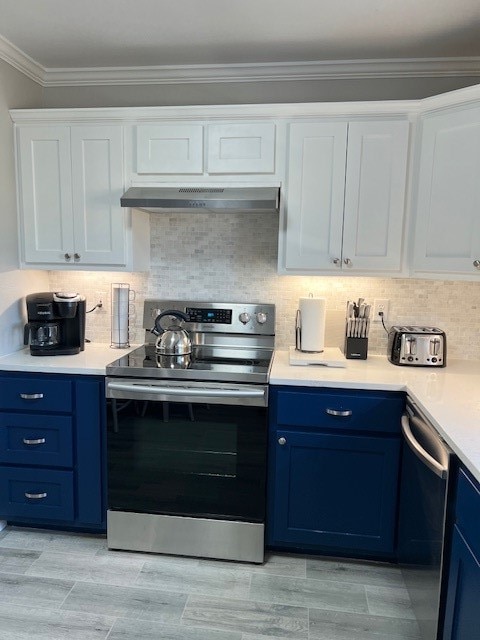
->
(387, 326, 446, 367)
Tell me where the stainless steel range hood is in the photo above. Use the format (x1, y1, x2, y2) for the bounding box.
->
(120, 187, 279, 213)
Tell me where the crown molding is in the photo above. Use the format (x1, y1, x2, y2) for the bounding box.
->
(42, 57, 480, 87)
(1, 34, 480, 88)
(0, 35, 45, 84)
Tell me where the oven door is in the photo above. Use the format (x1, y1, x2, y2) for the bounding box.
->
(105, 378, 268, 524)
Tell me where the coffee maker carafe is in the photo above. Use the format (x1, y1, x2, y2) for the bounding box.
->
(24, 292, 86, 356)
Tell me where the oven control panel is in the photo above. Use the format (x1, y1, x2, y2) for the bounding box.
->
(143, 300, 275, 336)
(185, 307, 232, 324)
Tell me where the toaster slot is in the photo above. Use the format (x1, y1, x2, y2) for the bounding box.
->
(430, 337, 441, 356)
(404, 336, 417, 356)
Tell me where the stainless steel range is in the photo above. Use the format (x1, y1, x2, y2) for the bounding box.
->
(105, 300, 275, 563)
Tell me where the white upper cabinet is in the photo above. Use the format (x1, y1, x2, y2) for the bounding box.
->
(16, 124, 149, 271)
(284, 122, 348, 271)
(281, 119, 409, 274)
(18, 126, 75, 265)
(342, 121, 410, 272)
(70, 126, 127, 265)
(206, 122, 276, 174)
(133, 121, 277, 179)
(412, 104, 480, 278)
(136, 124, 204, 174)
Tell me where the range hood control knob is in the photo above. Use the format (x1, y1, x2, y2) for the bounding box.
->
(239, 312, 251, 325)
(256, 312, 267, 324)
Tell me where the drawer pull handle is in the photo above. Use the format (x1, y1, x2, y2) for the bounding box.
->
(326, 408, 352, 417)
(24, 492, 47, 500)
(278, 437, 287, 445)
(22, 438, 46, 446)
(20, 393, 44, 400)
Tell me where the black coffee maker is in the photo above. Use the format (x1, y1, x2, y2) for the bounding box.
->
(24, 292, 86, 356)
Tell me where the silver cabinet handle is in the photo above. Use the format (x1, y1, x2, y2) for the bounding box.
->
(74, 253, 81, 261)
(278, 437, 287, 445)
(22, 438, 46, 445)
(24, 492, 47, 500)
(20, 393, 44, 400)
(326, 408, 352, 417)
(332, 258, 341, 266)
(343, 258, 352, 266)
(64, 253, 72, 261)
(474, 260, 480, 269)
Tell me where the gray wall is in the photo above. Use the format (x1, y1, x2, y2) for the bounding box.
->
(0, 59, 49, 355)
(42, 75, 480, 108)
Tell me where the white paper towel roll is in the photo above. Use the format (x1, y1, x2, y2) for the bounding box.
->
(298, 296, 326, 352)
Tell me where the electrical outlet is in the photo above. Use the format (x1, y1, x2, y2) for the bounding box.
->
(373, 299, 390, 323)
(95, 291, 106, 308)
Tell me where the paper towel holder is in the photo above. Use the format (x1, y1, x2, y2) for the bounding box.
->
(295, 295, 326, 353)
(295, 309, 303, 351)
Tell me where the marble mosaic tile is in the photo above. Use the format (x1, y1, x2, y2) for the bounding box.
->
(47, 212, 480, 359)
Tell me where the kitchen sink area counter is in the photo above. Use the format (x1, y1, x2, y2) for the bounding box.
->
(270, 350, 480, 483)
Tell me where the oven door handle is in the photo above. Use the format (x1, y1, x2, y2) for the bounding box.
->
(107, 381, 266, 399)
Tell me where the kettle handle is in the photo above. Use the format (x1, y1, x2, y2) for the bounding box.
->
(152, 309, 190, 336)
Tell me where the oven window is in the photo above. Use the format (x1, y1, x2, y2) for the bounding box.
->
(107, 400, 267, 522)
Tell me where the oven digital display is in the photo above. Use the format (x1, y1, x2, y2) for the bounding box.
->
(186, 307, 232, 324)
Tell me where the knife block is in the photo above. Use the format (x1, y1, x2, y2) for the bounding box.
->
(344, 337, 368, 360)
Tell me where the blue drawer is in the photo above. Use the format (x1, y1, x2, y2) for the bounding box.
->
(273, 387, 404, 434)
(0, 413, 73, 467)
(0, 377, 72, 413)
(0, 466, 74, 521)
(455, 468, 480, 560)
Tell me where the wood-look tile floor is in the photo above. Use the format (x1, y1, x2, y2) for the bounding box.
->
(0, 526, 420, 639)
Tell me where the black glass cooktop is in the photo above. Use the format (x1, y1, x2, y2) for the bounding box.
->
(106, 345, 272, 384)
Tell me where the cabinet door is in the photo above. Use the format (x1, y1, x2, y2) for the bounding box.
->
(136, 124, 203, 174)
(342, 120, 409, 272)
(18, 126, 75, 265)
(268, 429, 400, 554)
(284, 122, 347, 271)
(442, 526, 480, 640)
(413, 105, 480, 276)
(71, 126, 126, 266)
(207, 122, 276, 174)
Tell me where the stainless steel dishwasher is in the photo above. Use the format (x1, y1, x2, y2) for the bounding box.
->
(398, 397, 455, 640)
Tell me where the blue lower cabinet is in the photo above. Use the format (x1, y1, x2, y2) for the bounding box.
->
(0, 371, 105, 531)
(268, 428, 400, 554)
(442, 469, 480, 640)
(443, 526, 480, 640)
(267, 385, 403, 557)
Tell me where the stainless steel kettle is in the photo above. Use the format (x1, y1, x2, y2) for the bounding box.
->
(152, 310, 192, 355)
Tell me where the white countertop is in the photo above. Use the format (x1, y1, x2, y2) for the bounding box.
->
(0, 343, 139, 376)
(271, 350, 480, 484)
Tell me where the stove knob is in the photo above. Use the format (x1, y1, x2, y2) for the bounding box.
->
(256, 312, 267, 324)
(239, 312, 251, 325)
